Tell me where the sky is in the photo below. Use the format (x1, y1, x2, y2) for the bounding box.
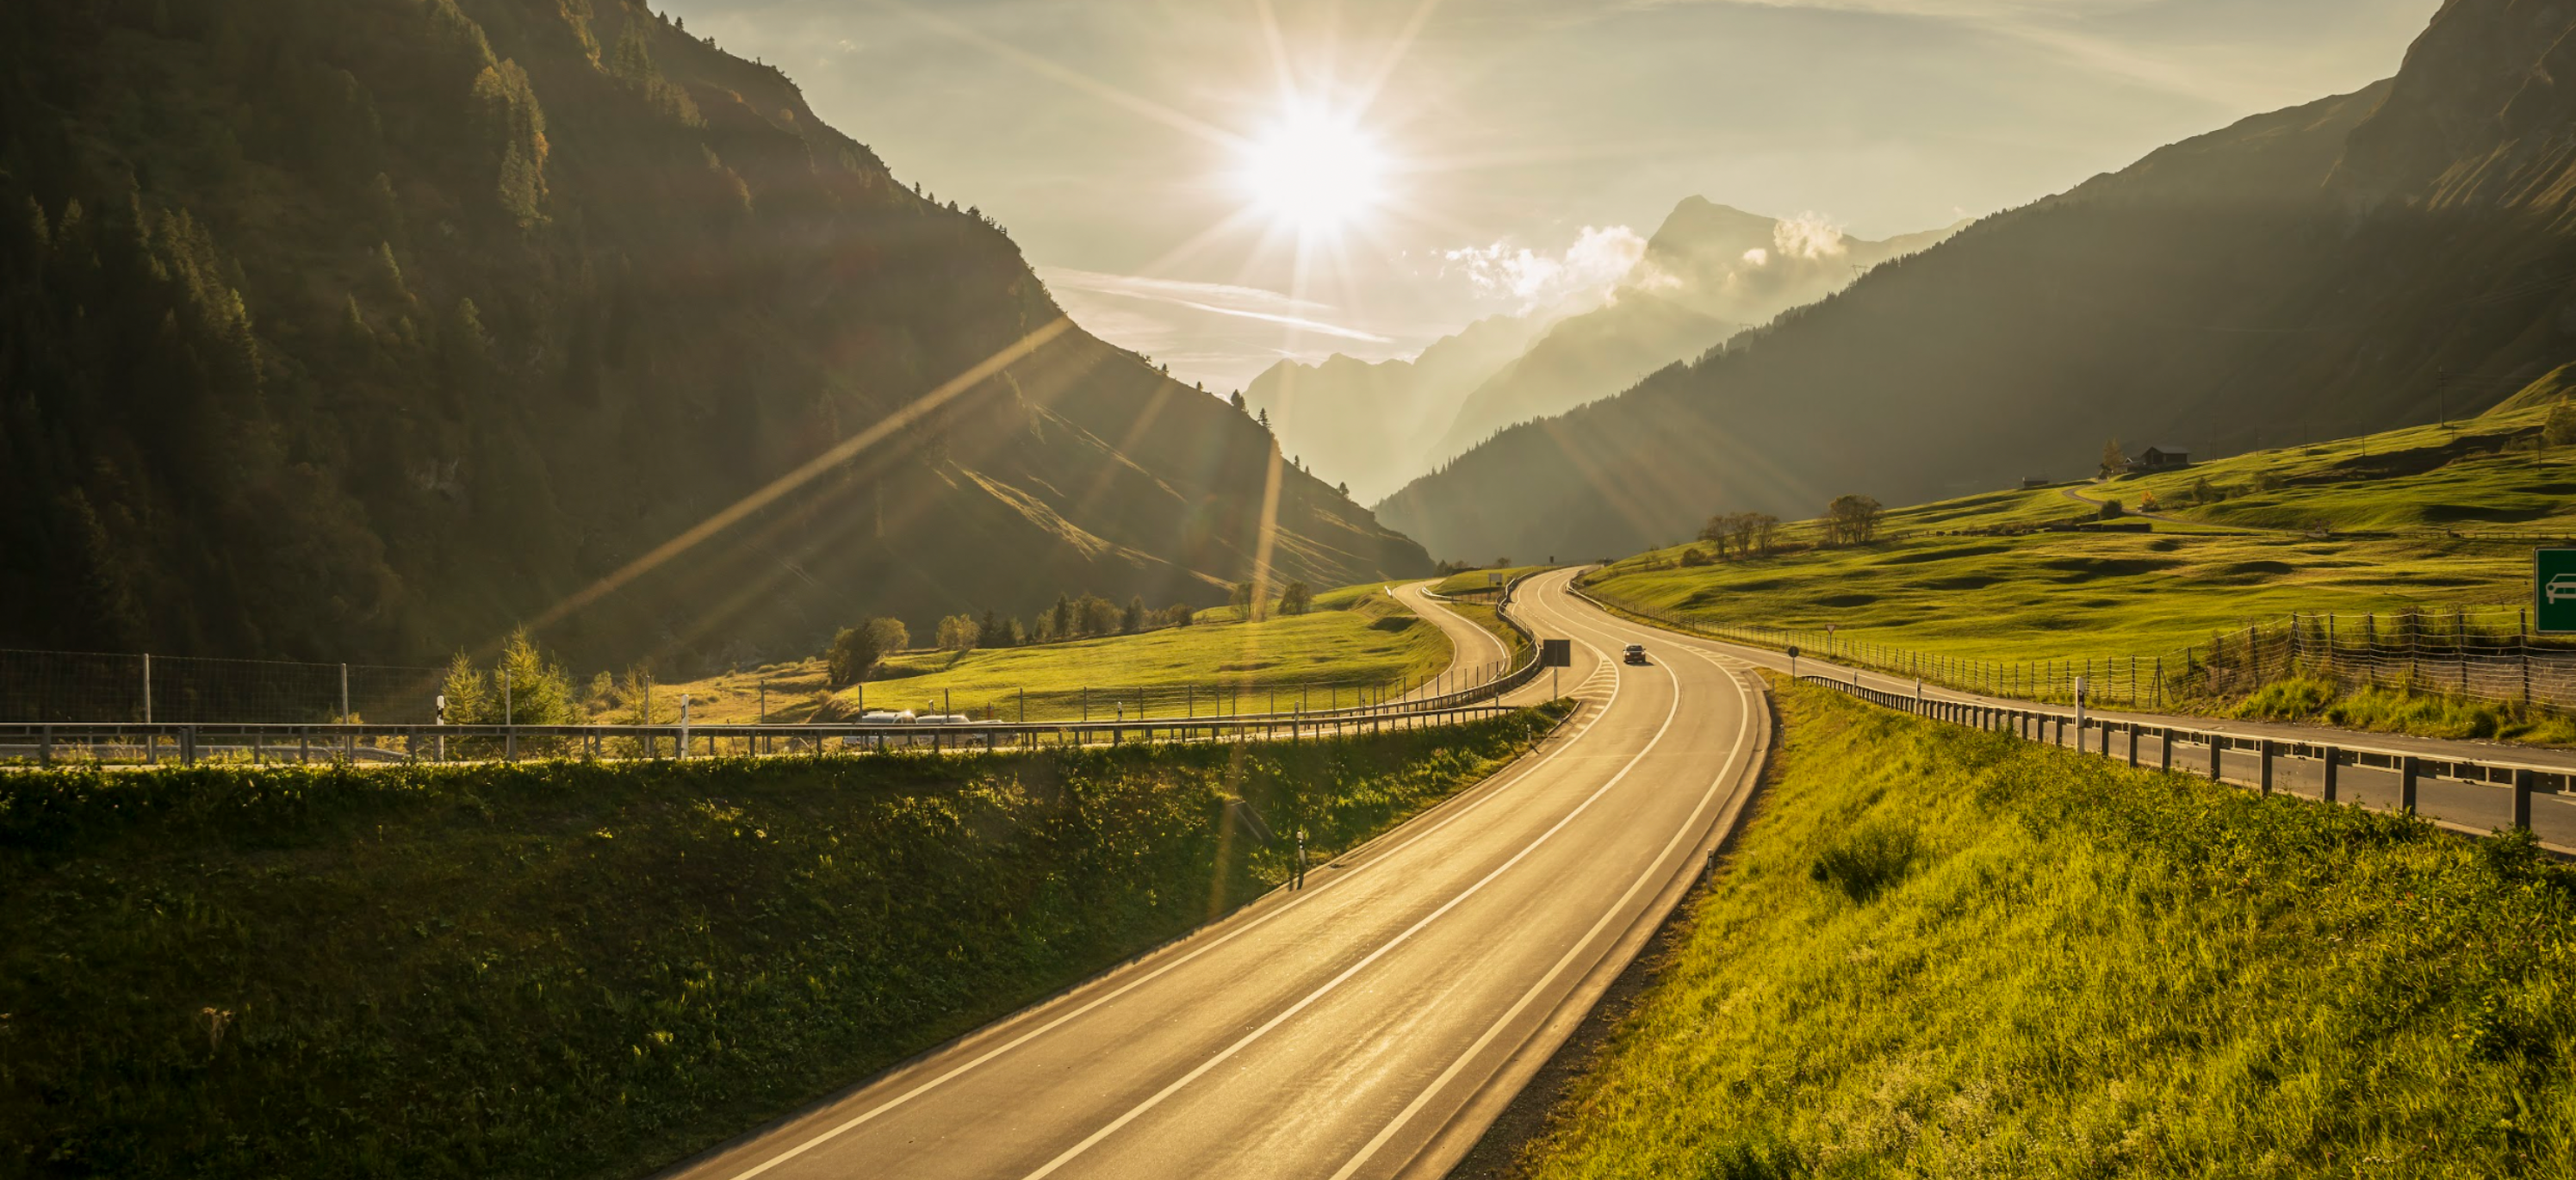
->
(659, 0, 2436, 394)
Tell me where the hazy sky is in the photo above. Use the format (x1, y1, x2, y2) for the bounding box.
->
(661, 0, 2434, 393)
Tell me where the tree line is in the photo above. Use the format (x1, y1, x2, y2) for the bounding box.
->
(818, 581, 1313, 688)
(1685, 494, 1882, 565)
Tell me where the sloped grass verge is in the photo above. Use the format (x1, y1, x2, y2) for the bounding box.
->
(2232, 674, 2576, 746)
(0, 705, 1567, 1180)
(1519, 680, 2576, 1179)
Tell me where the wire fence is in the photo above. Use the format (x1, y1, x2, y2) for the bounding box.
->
(851, 661, 1521, 724)
(0, 649, 450, 724)
(0, 648, 1526, 727)
(1586, 589, 2576, 716)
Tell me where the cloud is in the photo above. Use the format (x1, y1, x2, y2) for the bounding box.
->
(1442, 225, 1649, 310)
(1037, 268, 1392, 343)
(1771, 213, 1848, 261)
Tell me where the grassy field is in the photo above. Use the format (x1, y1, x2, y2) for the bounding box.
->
(1584, 403, 2570, 666)
(657, 581, 1452, 724)
(1435, 565, 1553, 596)
(0, 705, 1569, 1180)
(1517, 679, 2576, 1179)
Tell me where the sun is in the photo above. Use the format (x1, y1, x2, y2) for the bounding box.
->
(1239, 108, 1389, 234)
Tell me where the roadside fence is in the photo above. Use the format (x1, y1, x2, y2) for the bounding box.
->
(0, 703, 1535, 770)
(2, 574, 1552, 765)
(1803, 675, 2573, 849)
(1585, 587, 2576, 717)
(0, 649, 449, 725)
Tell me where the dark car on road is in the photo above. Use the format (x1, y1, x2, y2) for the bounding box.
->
(1623, 643, 1648, 665)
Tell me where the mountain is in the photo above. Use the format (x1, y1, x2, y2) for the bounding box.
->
(1241, 310, 1553, 502)
(1245, 201, 1953, 502)
(1376, 0, 2576, 564)
(0, 0, 1429, 671)
(1425, 201, 1958, 461)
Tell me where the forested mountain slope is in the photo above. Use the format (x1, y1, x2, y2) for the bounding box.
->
(1377, 0, 2576, 564)
(0, 0, 1427, 670)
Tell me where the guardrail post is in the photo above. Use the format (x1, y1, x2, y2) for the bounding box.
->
(2207, 735, 2224, 782)
(2399, 757, 2418, 815)
(2126, 724, 2138, 767)
(38, 725, 52, 768)
(2158, 728, 2172, 773)
(2514, 768, 2534, 830)
(2321, 748, 2339, 803)
(2258, 740, 2275, 796)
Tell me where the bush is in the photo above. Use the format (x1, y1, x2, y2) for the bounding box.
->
(439, 627, 579, 724)
(1809, 817, 1919, 902)
(825, 617, 908, 686)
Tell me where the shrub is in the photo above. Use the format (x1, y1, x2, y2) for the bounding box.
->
(1809, 817, 1919, 903)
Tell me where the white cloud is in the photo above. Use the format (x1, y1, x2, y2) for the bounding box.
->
(1442, 225, 1649, 311)
(1037, 268, 1390, 343)
(1771, 213, 1849, 260)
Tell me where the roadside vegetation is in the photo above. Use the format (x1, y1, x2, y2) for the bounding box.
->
(0, 704, 1571, 1180)
(1434, 563, 1553, 596)
(1519, 680, 2576, 1178)
(1583, 400, 2576, 741)
(658, 581, 1454, 724)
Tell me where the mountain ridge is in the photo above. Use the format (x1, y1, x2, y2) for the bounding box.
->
(1248, 198, 1955, 503)
(0, 0, 1429, 670)
(1375, 0, 2576, 564)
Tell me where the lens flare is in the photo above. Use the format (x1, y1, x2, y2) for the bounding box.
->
(1240, 108, 1388, 234)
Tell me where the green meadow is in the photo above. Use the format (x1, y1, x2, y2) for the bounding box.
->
(1585, 401, 2571, 666)
(659, 580, 1453, 724)
(1433, 564, 1554, 596)
(1518, 679, 2576, 1179)
(0, 705, 1569, 1180)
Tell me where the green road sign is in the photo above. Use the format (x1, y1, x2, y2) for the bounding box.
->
(2537, 550, 2576, 633)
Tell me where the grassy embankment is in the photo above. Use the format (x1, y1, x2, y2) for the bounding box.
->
(1434, 565, 1554, 596)
(0, 703, 1569, 1180)
(660, 581, 1452, 724)
(1518, 679, 2575, 1178)
(1586, 400, 2576, 740)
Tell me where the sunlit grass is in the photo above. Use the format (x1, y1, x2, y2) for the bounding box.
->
(659, 580, 1452, 723)
(1432, 564, 1553, 596)
(1520, 679, 2576, 1178)
(1, 705, 1572, 1180)
(1585, 405, 2568, 665)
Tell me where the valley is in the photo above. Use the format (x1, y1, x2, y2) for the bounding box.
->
(11, 0, 2576, 1178)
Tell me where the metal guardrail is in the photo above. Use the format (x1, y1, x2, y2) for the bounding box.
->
(0, 578, 1554, 770)
(0, 705, 1532, 768)
(1803, 675, 2571, 844)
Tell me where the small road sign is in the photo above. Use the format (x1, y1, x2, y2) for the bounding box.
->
(2540, 550, 2576, 633)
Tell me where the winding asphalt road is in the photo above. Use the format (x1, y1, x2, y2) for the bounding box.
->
(1388, 580, 1516, 703)
(662, 569, 1770, 1180)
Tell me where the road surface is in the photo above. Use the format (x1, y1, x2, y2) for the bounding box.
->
(662, 569, 1770, 1180)
(1388, 580, 1517, 703)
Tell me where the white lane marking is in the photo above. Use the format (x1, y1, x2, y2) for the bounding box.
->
(1010, 588, 1685, 1180)
(1325, 604, 1758, 1180)
(711, 577, 1619, 1180)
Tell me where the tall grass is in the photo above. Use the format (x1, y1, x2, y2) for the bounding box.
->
(1521, 680, 2575, 1178)
(0, 706, 1566, 1180)
(2233, 675, 2576, 744)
